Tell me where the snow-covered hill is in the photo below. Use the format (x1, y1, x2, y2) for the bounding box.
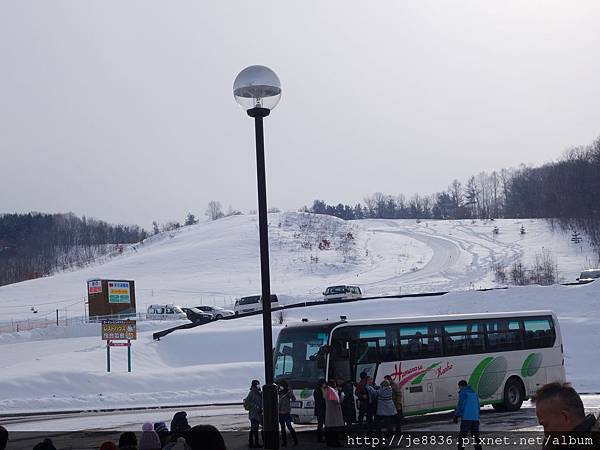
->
(0, 213, 599, 414)
(0, 213, 596, 323)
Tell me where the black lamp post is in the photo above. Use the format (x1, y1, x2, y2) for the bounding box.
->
(234, 65, 282, 450)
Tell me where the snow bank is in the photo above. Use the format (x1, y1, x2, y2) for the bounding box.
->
(1, 282, 598, 413)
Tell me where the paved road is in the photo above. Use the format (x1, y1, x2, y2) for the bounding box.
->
(4, 398, 599, 449)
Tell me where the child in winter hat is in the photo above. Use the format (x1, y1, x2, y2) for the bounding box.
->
(139, 422, 162, 450)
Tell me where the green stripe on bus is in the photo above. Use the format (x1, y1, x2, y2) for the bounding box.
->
(468, 357, 494, 392)
(411, 362, 441, 385)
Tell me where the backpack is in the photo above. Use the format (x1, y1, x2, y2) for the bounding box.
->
(243, 396, 251, 411)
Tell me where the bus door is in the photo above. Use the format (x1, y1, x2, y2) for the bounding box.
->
(399, 324, 439, 413)
(400, 361, 435, 413)
(328, 337, 352, 382)
(351, 338, 380, 382)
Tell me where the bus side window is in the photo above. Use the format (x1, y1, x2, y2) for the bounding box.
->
(523, 317, 555, 348)
(399, 324, 441, 359)
(486, 319, 523, 351)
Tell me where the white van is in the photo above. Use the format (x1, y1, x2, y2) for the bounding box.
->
(322, 285, 362, 302)
(234, 294, 280, 315)
(146, 304, 187, 320)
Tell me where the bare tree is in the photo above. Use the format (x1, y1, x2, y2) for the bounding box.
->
(205, 201, 224, 221)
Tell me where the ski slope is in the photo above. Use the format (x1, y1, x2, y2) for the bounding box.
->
(0, 213, 596, 322)
(0, 213, 598, 414)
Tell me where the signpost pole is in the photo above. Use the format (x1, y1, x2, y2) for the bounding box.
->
(107, 341, 111, 372)
(127, 340, 131, 372)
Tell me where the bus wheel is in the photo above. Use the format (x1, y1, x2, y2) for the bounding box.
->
(502, 377, 524, 411)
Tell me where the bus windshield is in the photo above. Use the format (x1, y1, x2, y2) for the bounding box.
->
(274, 326, 332, 388)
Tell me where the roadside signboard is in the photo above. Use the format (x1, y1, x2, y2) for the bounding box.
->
(88, 280, 102, 295)
(108, 281, 131, 304)
(101, 319, 137, 340)
(87, 279, 136, 319)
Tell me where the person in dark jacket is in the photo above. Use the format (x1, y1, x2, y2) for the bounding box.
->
(278, 379, 298, 446)
(338, 378, 356, 431)
(170, 411, 191, 433)
(244, 379, 263, 448)
(454, 380, 482, 450)
(118, 432, 138, 450)
(0, 425, 7, 450)
(355, 371, 369, 429)
(314, 379, 327, 442)
(153, 422, 170, 448)
(364, 377, 378, 435)
(184, 425, 227, 450)
(33, 438, 56, 450)
(533, 382, 600, 450)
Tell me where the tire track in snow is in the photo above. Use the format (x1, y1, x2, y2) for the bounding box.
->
(359, 220, 525, 292)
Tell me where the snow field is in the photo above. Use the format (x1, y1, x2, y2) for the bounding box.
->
(1, 282, 598, 413)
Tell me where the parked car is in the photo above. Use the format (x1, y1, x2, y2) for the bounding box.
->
(146, 304, 187, 320)
(195, 305, 234, 319)
(181, 307, 213, 324)
(322, 285, 362, 302)
(234, 294, 280, 315)
(577, 269, 600, 283)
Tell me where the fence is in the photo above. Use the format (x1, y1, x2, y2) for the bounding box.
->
(0, 290, 238, 335)
(0, 315, 87, 334)
(0, 311, 185, 335)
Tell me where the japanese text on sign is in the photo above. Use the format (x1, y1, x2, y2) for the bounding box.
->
(101, 320, 137, 340)
(88, 280, 102, 295)
(108, 281, 130, 304)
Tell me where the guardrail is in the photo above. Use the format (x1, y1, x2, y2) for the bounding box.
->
(151, 280, 594, 341)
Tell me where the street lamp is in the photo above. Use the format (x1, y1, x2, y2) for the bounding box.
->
(233, 65, 282, 450)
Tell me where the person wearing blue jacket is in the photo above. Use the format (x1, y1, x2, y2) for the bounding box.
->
(453, 380, 483, 450)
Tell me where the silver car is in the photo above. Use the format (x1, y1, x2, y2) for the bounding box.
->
(195, 305, 235, 319)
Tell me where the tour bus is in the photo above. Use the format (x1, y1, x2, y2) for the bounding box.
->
(274, 311, 565, 423)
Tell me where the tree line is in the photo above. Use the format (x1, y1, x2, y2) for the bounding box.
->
(307, 136, 600, 253)
(0, 212, 146, 286)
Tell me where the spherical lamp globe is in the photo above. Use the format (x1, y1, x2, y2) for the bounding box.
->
(233, 65, 282, 112)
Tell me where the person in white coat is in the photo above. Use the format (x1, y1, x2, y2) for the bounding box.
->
(325, 380, 344, 447)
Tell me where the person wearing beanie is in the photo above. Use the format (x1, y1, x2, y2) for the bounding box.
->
(139, 422, 162, 450)
(118, 431, 138, 450)
(184, 425, 226, 450)
(99, 441, 118, 450)
(153, 422, 170, 447)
